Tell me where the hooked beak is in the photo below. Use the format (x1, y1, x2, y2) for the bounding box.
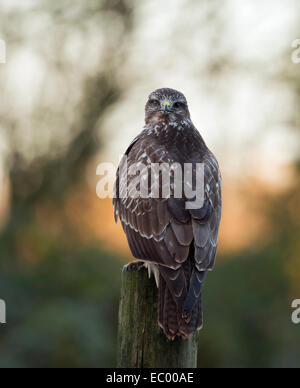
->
(161, 100, 171, 115)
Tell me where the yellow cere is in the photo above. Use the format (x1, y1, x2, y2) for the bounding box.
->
(162, 100, 171, 107)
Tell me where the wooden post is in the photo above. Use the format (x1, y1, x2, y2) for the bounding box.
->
(117, 264, 198, 368)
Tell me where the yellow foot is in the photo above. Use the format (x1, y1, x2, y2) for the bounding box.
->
(123, 261, 144, 272)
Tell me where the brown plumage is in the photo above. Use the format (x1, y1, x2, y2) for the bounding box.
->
(113, 88, 222, 339)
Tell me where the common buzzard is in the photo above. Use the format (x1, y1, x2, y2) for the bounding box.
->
(113, 88, 222, 339)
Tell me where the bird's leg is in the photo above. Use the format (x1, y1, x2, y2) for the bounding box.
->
(123, 261, 144, 272)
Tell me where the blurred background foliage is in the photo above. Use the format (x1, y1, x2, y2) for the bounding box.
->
(0, 0, 300, 367)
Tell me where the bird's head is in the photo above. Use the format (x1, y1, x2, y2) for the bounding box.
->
(145, 88, 190, 125)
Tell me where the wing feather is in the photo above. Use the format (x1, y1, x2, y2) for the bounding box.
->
(113, 124, 222, 339)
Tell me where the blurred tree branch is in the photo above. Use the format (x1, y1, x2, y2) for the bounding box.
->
(2, 0, 135, 208)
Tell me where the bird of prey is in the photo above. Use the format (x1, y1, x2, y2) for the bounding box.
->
(113, 88, 222, 339)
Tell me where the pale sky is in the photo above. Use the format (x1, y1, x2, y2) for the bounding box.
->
(100, 0, 299, 184)
(0, 0, 299, 187)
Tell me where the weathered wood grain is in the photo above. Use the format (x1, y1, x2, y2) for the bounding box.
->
(117, 264, 198, 368)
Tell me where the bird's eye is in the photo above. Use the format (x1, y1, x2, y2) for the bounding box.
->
(149, 99, 160, 108)
(173, 102, 185, 109)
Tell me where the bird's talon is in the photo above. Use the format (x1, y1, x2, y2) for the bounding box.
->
(123, 261, 144, 272)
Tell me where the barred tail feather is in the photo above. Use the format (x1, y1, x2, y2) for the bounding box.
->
(158, 268, 204, 340)
(158, 275, 180, 339)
